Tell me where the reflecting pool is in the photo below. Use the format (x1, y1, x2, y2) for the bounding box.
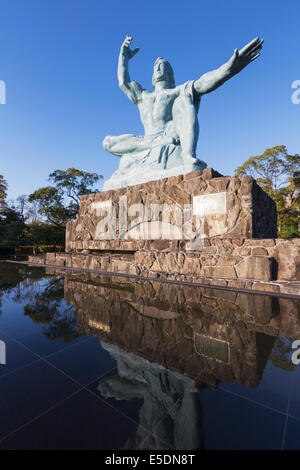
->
(0, 261, 299, 450)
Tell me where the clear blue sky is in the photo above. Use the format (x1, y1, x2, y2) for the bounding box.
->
(1, 0, 300, 200)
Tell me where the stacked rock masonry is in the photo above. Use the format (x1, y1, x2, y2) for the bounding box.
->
(29, 169, 300, 296)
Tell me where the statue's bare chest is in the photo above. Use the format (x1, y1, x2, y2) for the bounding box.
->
(140, 91, 177, 119)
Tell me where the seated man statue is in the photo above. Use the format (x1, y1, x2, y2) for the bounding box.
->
(103, 35, 263, 190)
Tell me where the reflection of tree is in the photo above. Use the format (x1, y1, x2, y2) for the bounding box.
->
(0, 262, 48, 315)
(0, 262, 78, 343)
(23, 277, 78, 343)
(269, 337, 296, 372)
(0, 262, 46, 290)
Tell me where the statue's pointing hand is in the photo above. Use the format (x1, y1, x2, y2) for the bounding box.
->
(228, 37, 264, 74)
(121, 35, 140, 60)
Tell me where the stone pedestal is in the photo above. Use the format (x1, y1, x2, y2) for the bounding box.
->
(34, 168, 300, 295)
(67, 168, 277, 247)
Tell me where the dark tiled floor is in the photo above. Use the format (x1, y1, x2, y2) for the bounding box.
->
(0, 335, 142, 449)
(283, 417, 300, 450)
(289, 367, 300, 420)
(0, 359, 79, 440)
(0, 388, 138, 450)
(45, 337, 118, 386)
(219, 361, 293, 413)
(187, 387, 285, 450)
(0, 335, 39, 377)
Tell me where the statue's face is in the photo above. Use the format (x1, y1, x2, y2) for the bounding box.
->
(152, 60, 167, 83)
(152, 58, 174, 88)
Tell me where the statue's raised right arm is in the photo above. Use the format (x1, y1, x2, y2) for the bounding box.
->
(194, 37, 264, 96)
(118, 35, 143, 104)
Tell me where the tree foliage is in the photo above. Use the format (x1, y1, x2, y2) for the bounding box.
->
(0, 168, 102, 256)
(0, 207, 25, 250)
(0, 168, 102, 254)
(28, 168, 103, 227)
(235, 146, 300, 237)
(22, 222, 65, 245)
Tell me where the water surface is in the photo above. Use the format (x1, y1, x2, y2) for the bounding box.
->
(0, 261, 299, 450)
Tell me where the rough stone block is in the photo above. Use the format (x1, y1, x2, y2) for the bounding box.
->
(55, 254, 65, 266)
(202, 265, 237, 278)
(236, 256, 273, 281)
(46, 253, 56, 265)
(217, 255, 242, 266)
(252, 282, 281, 293)
(276, 243, 300, 281)
(181, 255, 201, 275)
(252, 247, 268, 255)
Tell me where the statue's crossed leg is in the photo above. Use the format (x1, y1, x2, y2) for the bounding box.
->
(103, 133, 177, 157)
(103, 91, 200, 166)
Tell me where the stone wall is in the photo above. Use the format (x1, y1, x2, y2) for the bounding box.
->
(67, 168, 277, 247)
(45, 237, 300, 283)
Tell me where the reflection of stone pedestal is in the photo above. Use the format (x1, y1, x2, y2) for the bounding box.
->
(60, 270, 286, 387)
(38, 168, 300, 294)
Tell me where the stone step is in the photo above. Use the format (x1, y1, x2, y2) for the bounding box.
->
(45, 251, 274, 282)
(28, 255, 46, 265)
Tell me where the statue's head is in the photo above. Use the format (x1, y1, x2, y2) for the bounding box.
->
(152, 57, 175, 88)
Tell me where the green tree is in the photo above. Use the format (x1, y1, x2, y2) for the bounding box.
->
(0, 208, 25, 242)
(28, 168, 103, 227)
(235, 146, 300, 237)
(0, 207, 25, 256)
(22, 222, 65, 246)
(0, 176, 26, 254)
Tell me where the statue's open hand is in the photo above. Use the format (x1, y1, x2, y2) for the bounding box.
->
(228, 37, 264, 74)
(121, 35, 140, 60)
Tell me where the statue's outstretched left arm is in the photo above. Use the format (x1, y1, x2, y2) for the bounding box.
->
(194, 37, 263, 96)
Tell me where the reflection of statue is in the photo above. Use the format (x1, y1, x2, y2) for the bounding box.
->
(99, 342, 205, 450)
(103, 35, 263, 190)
